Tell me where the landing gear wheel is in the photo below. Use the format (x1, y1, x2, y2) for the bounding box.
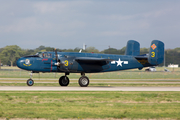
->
(27, 79, 34, 86)
(79, 76, 89, 87)
(59, 76, 69, 86)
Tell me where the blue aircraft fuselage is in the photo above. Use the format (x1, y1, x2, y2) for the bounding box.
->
(17, 52, 149, 73)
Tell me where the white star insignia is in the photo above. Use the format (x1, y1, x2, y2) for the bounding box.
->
(111, 58, 128, 67)
(116, 58, 123, 67)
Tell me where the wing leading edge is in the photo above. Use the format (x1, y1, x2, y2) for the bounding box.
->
(75, 57, 113, 66)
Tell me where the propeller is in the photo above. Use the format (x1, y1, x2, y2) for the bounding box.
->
(55, 48, 58, 61)
(54, 48, 60, 67)
(54, 48, 64, 67)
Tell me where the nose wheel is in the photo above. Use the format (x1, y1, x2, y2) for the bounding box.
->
(27, 79, 34, 86)
(27, 72, 34, 86)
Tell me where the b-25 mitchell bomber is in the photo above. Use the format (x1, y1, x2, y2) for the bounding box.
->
(16, 40, 164, 87)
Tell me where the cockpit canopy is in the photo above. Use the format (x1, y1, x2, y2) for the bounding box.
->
(35, 52, 52, 58)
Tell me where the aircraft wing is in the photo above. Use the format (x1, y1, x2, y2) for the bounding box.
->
(75, 57, 113, 66)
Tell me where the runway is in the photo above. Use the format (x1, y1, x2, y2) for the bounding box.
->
(2, 82, 180, 84)
(0, 86, 180, 91)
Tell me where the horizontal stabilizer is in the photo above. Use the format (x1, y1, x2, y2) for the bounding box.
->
(135, 55, 150, 67)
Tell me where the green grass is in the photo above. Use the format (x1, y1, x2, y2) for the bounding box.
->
(0, 67, 180, 119)
(0, 91, 180, 119)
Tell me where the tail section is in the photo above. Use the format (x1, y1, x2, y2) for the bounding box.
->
(148, 40, 164, 65)
(125, 40, 140, 56)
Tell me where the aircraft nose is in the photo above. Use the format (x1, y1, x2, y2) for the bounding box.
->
(16, 58, 24, 69)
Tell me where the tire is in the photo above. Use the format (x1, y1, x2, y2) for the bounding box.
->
(59, 76, 69, 86)
(27, 79, 34, 86)
(79, 76, 89, 87)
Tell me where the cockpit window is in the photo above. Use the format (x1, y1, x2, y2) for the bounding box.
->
(35, 52, 52, 58)
(35, 52, 39, 56)
(47, 53, 52, 58)
(36, 52, 43, 58)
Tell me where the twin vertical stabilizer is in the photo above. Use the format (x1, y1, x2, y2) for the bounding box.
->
(125, 40, 164, 66)
(125, 40, 140, 56)
(148, 40, 164, 65)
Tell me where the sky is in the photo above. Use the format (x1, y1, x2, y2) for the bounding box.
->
(0, 0, 180, 51)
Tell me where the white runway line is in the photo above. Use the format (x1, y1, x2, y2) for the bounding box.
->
(1, 82, 180, 84)
(1, 78, 180, 81)
(0, 86, 180, 91)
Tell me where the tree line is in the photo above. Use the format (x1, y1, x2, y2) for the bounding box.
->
(0, 45, 179, 67)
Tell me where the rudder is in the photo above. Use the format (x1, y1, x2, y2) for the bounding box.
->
(148, 40, 164, 65)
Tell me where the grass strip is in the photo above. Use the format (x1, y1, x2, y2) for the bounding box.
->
(0, 91, 180, 119)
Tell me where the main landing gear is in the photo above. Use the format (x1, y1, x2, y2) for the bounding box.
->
(59, 73, 70, 86)
(58, 72, 89, 87)
(26, 72, 90, 87)
(78, 72, 89, 87)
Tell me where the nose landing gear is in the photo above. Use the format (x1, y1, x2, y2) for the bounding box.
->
(27, 79, 34, 86)
(27, 72, 34, 86)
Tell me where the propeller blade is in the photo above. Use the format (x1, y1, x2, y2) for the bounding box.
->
(54, 48, 63, 67)
(55, 48, 58, 62)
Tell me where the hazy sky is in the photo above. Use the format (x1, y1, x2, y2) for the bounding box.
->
(0, 0, 180, 50)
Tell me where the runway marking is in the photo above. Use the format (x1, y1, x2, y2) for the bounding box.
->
(1, 78, 180, 81)
(0, 86, 180, 91)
